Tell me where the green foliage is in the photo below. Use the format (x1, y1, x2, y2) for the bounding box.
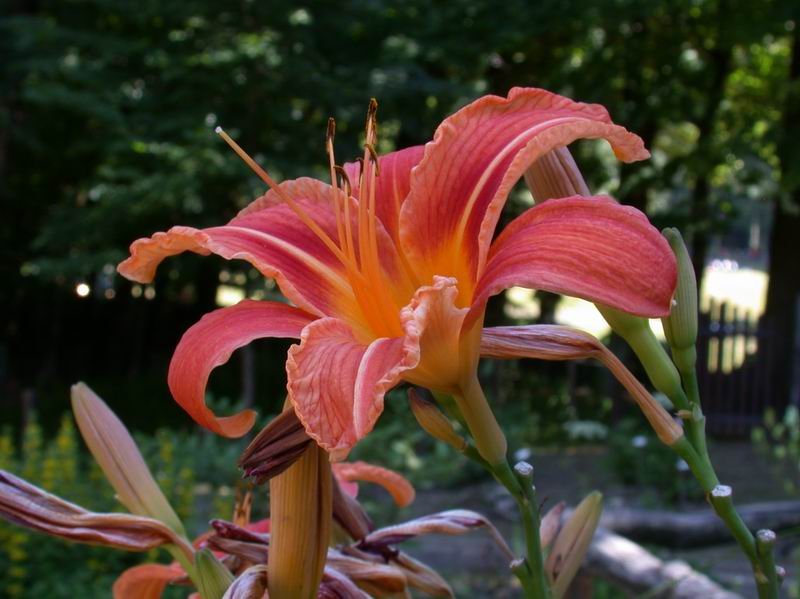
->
(0, 411, 247, 599)
(752, 406, 800, 494)
(605, 417, 703, 506)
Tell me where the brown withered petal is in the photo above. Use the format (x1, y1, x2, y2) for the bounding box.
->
(239, 408, 312, 483)
(539, 501, 566, 550)
(524, 146, 590, 204)
(0, 470, 192, 558)
(480, 326, 684, 446)
(221, 564, 268, 599)
(211, 519, 270, 544)
(319, 567, 371, 599)
(358, 509, 513, 561)
(392, 552, 453, 598)
(207, 535, 269, 565)
(327, 548, 407, 595)
(332, 474, 373, 541)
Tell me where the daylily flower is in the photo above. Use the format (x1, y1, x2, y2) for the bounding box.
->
(118, 87, 676, 464)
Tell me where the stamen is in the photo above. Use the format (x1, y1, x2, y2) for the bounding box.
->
(326, 118, 347, 255)
(216, 127, 348, 265)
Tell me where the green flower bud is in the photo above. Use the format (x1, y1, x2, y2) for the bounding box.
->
(195, 549, 235, 599)
(661, 228, 698, 351)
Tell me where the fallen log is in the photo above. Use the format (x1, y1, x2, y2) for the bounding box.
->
(584, 528, 744, 599)
(599, 500, 800, 548)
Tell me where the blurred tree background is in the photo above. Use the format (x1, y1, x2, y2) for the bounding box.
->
(2, 0, 798, 432)
(2, 0, 800, 596)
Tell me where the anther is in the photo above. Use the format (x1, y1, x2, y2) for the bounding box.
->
(334, 165, 352, 197)
(364, 143, 380, 176)
(326, 117, 336, 145)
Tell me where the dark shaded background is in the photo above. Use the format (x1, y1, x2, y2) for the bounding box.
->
(2, 0, 799, 434)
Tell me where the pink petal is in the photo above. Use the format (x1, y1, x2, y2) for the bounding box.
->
(119, 178, 409, 320)
(470, 196, 676, 325)
(332, 461, 415, 507)
(343, 145, 426, 243)
(399, 87, 649, 289)
(286, 318, 420, 461)
(169, 300, 315, 437)
(113, 563, 185, 599)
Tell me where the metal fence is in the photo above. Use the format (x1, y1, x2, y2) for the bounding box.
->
(696, 299, 779, 435)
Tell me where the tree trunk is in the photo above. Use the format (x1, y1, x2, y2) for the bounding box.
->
(764, 28, 800, 409)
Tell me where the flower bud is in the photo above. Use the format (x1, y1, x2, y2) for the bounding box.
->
(70, 382, 186, 537)
(409, 389, 467, 452)
(268, 443, 332, 599)
(524, 146, 590, 203)
(661, 228, 699, 370)
(238, 407, 312, 484)
(195, 548, 235, 599)
(545, 491, 603, 597)
(597, 305, 686, 407)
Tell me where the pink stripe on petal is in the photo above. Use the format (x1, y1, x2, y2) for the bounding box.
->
(470, 196, 676, 325)
(400, 87, 649, 288)
(168, 300, 315, 437)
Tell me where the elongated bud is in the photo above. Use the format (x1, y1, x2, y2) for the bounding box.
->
(661, 228, 698, 371)
(70, 382, 186, 537)
(239, 407, 312, 484)
(524, 146, 590, 203)
(409, 389, 467, 452)
(546, 491, 603, 597)
(268, 443, 332, 599)
(597, 305, 686, 408)
(195, 548, 235, 599)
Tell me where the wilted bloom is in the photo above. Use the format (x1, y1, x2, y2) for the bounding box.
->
(0, 470, 192, 557)
(118, 87, 676, 464)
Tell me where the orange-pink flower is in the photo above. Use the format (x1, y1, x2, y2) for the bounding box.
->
(118, 87, 676, 461)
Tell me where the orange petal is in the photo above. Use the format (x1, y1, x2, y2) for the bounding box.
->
(470, 195, 677, 325)
(287, 317, 420, 461)
(332, 461, 415, 508)
(168, 300, 315, 437)
(113, 563, 185, 599)
(400, 87, 649, 292)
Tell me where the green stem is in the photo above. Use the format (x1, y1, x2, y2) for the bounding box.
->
(490, 461, 550, 599)
(755, 530, 780, 599)
(671, 438, 768, 584)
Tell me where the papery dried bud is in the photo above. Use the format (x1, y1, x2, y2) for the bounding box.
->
(540, 501, 566, 550)
(268, 443, 332, 599)
(195, 549, 235, 599)
(326, 549, 407, 596)
(393, 552, 454, 598)
(524, 146, 590, 203)
(319, 566, 372, 599)
(408, 389, 467, 452)
(661, 228, 698, 352)
(332, 474, 373, 540)
(71, 382, 186, 536)
(206, 535, 269, 565)
(546, 491, 603, 597)
(359, 509, 513, 561)
(239, 407, 312, 484)
(0, 469, 192, 558)
(221, 564, 267, 599)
